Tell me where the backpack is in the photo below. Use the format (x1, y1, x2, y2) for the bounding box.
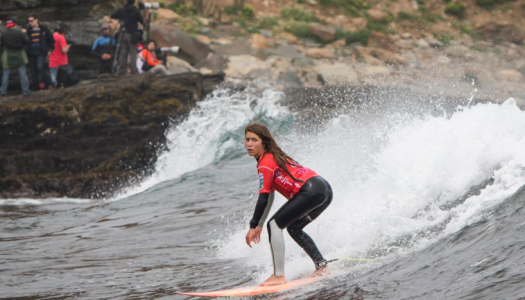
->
(57, 64, 80, 87)
(136, 49, 152, 74)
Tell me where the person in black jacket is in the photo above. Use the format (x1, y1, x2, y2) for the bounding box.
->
(110, 0, 144, 75)
(0, 18, 31, 96)
(92, 24, 116, 75)
(26, 12, 54, 90)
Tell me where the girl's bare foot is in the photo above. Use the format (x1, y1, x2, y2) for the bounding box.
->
(309, 267, 331, 278)
(259, 275, 287, 286)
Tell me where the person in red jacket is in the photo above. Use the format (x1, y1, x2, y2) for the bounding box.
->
(136, 39, 168, 75)
(49, 25, 70, 87)
(244, 122, 333, 287)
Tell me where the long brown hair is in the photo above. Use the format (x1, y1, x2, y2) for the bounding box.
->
(245, 122, 303, 183)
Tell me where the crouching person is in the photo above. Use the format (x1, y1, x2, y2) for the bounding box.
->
(137, 39, 168, 75)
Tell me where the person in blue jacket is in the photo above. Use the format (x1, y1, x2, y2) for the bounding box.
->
(92, 24, 116, 75)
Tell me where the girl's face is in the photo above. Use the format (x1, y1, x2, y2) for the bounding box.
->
(148, 42, 155, 51)
(245, 131, 264, 157)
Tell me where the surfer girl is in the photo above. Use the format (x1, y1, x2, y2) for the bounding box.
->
(244, 122, 333, 286)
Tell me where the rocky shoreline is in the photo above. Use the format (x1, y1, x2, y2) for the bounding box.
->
(1, 0, 524, 199)
(0, 73, 223, 199)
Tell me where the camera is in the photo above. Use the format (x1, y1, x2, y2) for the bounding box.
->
(160, 46, 180, 53)
(139, 2, 160, 10)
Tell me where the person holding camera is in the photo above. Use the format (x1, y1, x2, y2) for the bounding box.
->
(26, 13, 55, 91)
(137, 39, 168, 75)
(110, 0, 144, 75)
(92, 24, 116, 75)
(0, 18, 31, 96)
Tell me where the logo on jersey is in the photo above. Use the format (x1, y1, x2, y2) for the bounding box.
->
(258, 172, 264, 190)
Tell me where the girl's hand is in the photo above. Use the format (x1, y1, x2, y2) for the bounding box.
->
(245, 226, 263, 248)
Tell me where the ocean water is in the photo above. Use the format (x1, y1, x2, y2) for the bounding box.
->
(1, 86, 525, 300)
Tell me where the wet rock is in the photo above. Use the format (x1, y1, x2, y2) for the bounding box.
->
(247, 68, 273, 81)
(0, 73, 225, 199)
(277, 70, 304, 89)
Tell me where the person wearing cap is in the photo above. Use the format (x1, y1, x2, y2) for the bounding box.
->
(26, 13, 55, 91)
(110, 0, 144, 74)
(49, 24, 70, 87)
(0, 18, 31, 96)
(92, 24, 116, 75)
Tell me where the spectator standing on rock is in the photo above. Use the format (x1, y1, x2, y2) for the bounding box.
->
(49, 24, 70, 87)
(137, 39, 168, 75)
(0, 18, 31, 96)
(92, 24, 116, 75)
(26, 13, 54, 91)
(110, 0, 144, 75)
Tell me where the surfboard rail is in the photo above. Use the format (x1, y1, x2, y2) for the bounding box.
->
(176, 277, 319, 297)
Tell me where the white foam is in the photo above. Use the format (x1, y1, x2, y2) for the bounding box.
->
(113, 86, 289, 200)
(216, 99, 525, 281)
(0, 197, 92, 206)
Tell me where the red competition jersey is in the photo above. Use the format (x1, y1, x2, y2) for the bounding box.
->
(257, 152, 318, 200)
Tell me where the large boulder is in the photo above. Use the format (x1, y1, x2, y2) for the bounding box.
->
(477, 21, 525, 45)
(150, 24, 211, 65)
(309, 23, 336, 42)
(195, 54, 229, 72)
(167, 56, 199, 74)
(314, 62, 358, 85)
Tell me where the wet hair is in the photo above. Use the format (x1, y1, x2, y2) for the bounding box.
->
(28, 13, 38, 20)
(245, 122, 304, 183)
(146, 39, 157, 47)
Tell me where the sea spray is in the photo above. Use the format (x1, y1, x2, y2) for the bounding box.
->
(216, 99, 525, 282)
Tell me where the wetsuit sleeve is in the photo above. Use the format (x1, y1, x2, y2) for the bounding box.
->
(249, 193, 270, 229)
(258, 191, 274, 227)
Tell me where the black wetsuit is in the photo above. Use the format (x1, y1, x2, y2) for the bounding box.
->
(250, 153, 333, 276)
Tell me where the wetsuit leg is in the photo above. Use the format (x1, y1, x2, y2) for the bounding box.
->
(287, 193, 332, 269)
(266, 176, 332, 275)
